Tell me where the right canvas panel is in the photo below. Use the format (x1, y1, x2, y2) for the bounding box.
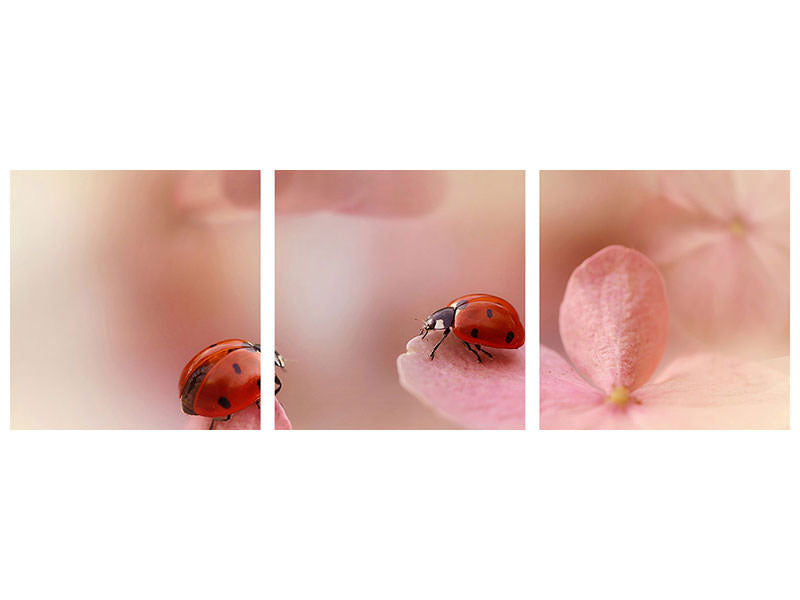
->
(540, 170, 789, 429)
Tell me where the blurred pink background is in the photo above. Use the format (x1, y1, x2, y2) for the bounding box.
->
(540, 171, 789, 364)
(276, 170, 525, 429)
(11, 171, 259, 429)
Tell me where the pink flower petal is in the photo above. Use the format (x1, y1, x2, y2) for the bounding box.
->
(212, 403, 260, 430)
(658, 171, 789, 226)
(275, 399, 292, 430)
(397, 335, 524, 430)
(632, 354, 789, 429)
(659, 171, 742, 220)
(559, 245, 669, 394)
(540, 347, 788, 430)
(275, 171, 446, 217)
(635, 171, 789, 356)
(540, 345, 632, 429)
(182, 402, 261, 430)
(183, 416, 212, 430)
(657, 236, 788, 354)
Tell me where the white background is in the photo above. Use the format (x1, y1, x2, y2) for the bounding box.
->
(1, 1, 798, 599)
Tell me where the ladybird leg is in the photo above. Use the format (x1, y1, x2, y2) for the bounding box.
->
(256, 399, 261, 409)
(462, 342, 482, 363)
(475, 344, 493, 359)
(208, 420, 215, 430)
(275, 374, 282, 395)
(429, 328, 450, 360)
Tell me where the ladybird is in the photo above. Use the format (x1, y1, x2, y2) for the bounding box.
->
(179, 339, 261, 428)
(418, 294, 524, 362)
(275, 350, 285, 395)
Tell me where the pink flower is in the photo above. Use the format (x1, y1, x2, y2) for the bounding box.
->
(275, 399, 292, 430)
(183, 403, 261, 430)
(540, 245, 788, 429)
(635, 171, 789, 357)
(397, 336, 525, 430)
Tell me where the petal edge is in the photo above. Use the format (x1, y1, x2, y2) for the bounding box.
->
(559, 245, 669, 393)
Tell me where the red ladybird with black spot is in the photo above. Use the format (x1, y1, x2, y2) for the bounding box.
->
(179, 339, 261, 425)
(419, 294, 524, 362)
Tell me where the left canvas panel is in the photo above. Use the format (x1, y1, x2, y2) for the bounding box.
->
(10, 171, 261, 429)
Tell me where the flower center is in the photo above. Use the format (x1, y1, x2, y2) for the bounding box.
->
(606, 386, 631, 406)
(729, 218, 745, 236)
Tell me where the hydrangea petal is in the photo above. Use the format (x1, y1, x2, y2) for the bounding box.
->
(631, 354, 789, 429)
(212, 403, 260, 430)
(659, 171, 742, 220)
(397, 335, 524, 430)
(659, 236, 788, 354)
(636, 171, 789, 355)
(559, 245, 669, 394)
(183, 402, 261, 430)
(275, 399, 292, 430)
(540, 345, 630, 429)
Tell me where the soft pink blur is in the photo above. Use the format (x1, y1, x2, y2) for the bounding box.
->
(276, 171, 525, 429)
(634, 171, 789, 358)
(276, 170, 447, 216)
(540, 171, 789, 363)
(11, 171, 259, 429)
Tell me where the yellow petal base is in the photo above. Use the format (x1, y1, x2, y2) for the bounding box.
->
(607, 386, 631, 406)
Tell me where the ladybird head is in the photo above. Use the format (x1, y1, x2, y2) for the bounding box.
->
(419, 306, 456, 339)
(419, 317, 434, 339)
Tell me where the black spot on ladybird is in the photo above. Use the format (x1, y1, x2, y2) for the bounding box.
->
(227, 348, 235, 354)
(233, 363, 241, 374)
(256, 378, 261, 390)
(486, 309, 493, 318)
(471, 328, 479, 338)
(218, 397, 231, 409)
(209, 343, 217, 348)
(506, 331, 514, 344)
